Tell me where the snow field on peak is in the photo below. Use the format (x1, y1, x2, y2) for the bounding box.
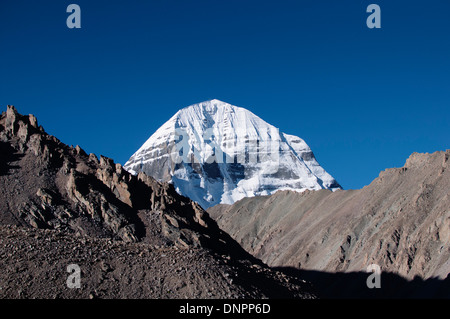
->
(124, 100, 341, 208)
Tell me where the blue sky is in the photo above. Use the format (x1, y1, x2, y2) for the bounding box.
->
(0, 0, 449, 189)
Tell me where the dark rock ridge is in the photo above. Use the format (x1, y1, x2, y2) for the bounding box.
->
(0, 105, 226, 247)
(0, 105, 315, 299)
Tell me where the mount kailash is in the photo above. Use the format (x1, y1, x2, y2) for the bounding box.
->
(124, 99, 341, 209)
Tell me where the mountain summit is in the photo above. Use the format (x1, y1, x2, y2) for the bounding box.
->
(124, 100, 341, 208)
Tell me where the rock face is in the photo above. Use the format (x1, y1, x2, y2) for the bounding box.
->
(0, 105, 216, 246)
(124, 99, 341, 209)
(0, 105, 315, 299)
(209, 150, 450, 282)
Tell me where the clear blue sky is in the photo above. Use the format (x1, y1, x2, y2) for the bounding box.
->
(0, 0, 449, 189)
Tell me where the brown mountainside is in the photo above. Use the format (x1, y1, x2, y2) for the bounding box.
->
(209, 150, 450, 282)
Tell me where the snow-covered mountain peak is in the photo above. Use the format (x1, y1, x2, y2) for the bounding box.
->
(125, 100, 341, 209)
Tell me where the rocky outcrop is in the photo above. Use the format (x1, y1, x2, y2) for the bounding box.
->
(1, 106, 140, 242)
(209, 150, 450, 281)
(0, 105, 241, 250)
(0, 105, 317, 299)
